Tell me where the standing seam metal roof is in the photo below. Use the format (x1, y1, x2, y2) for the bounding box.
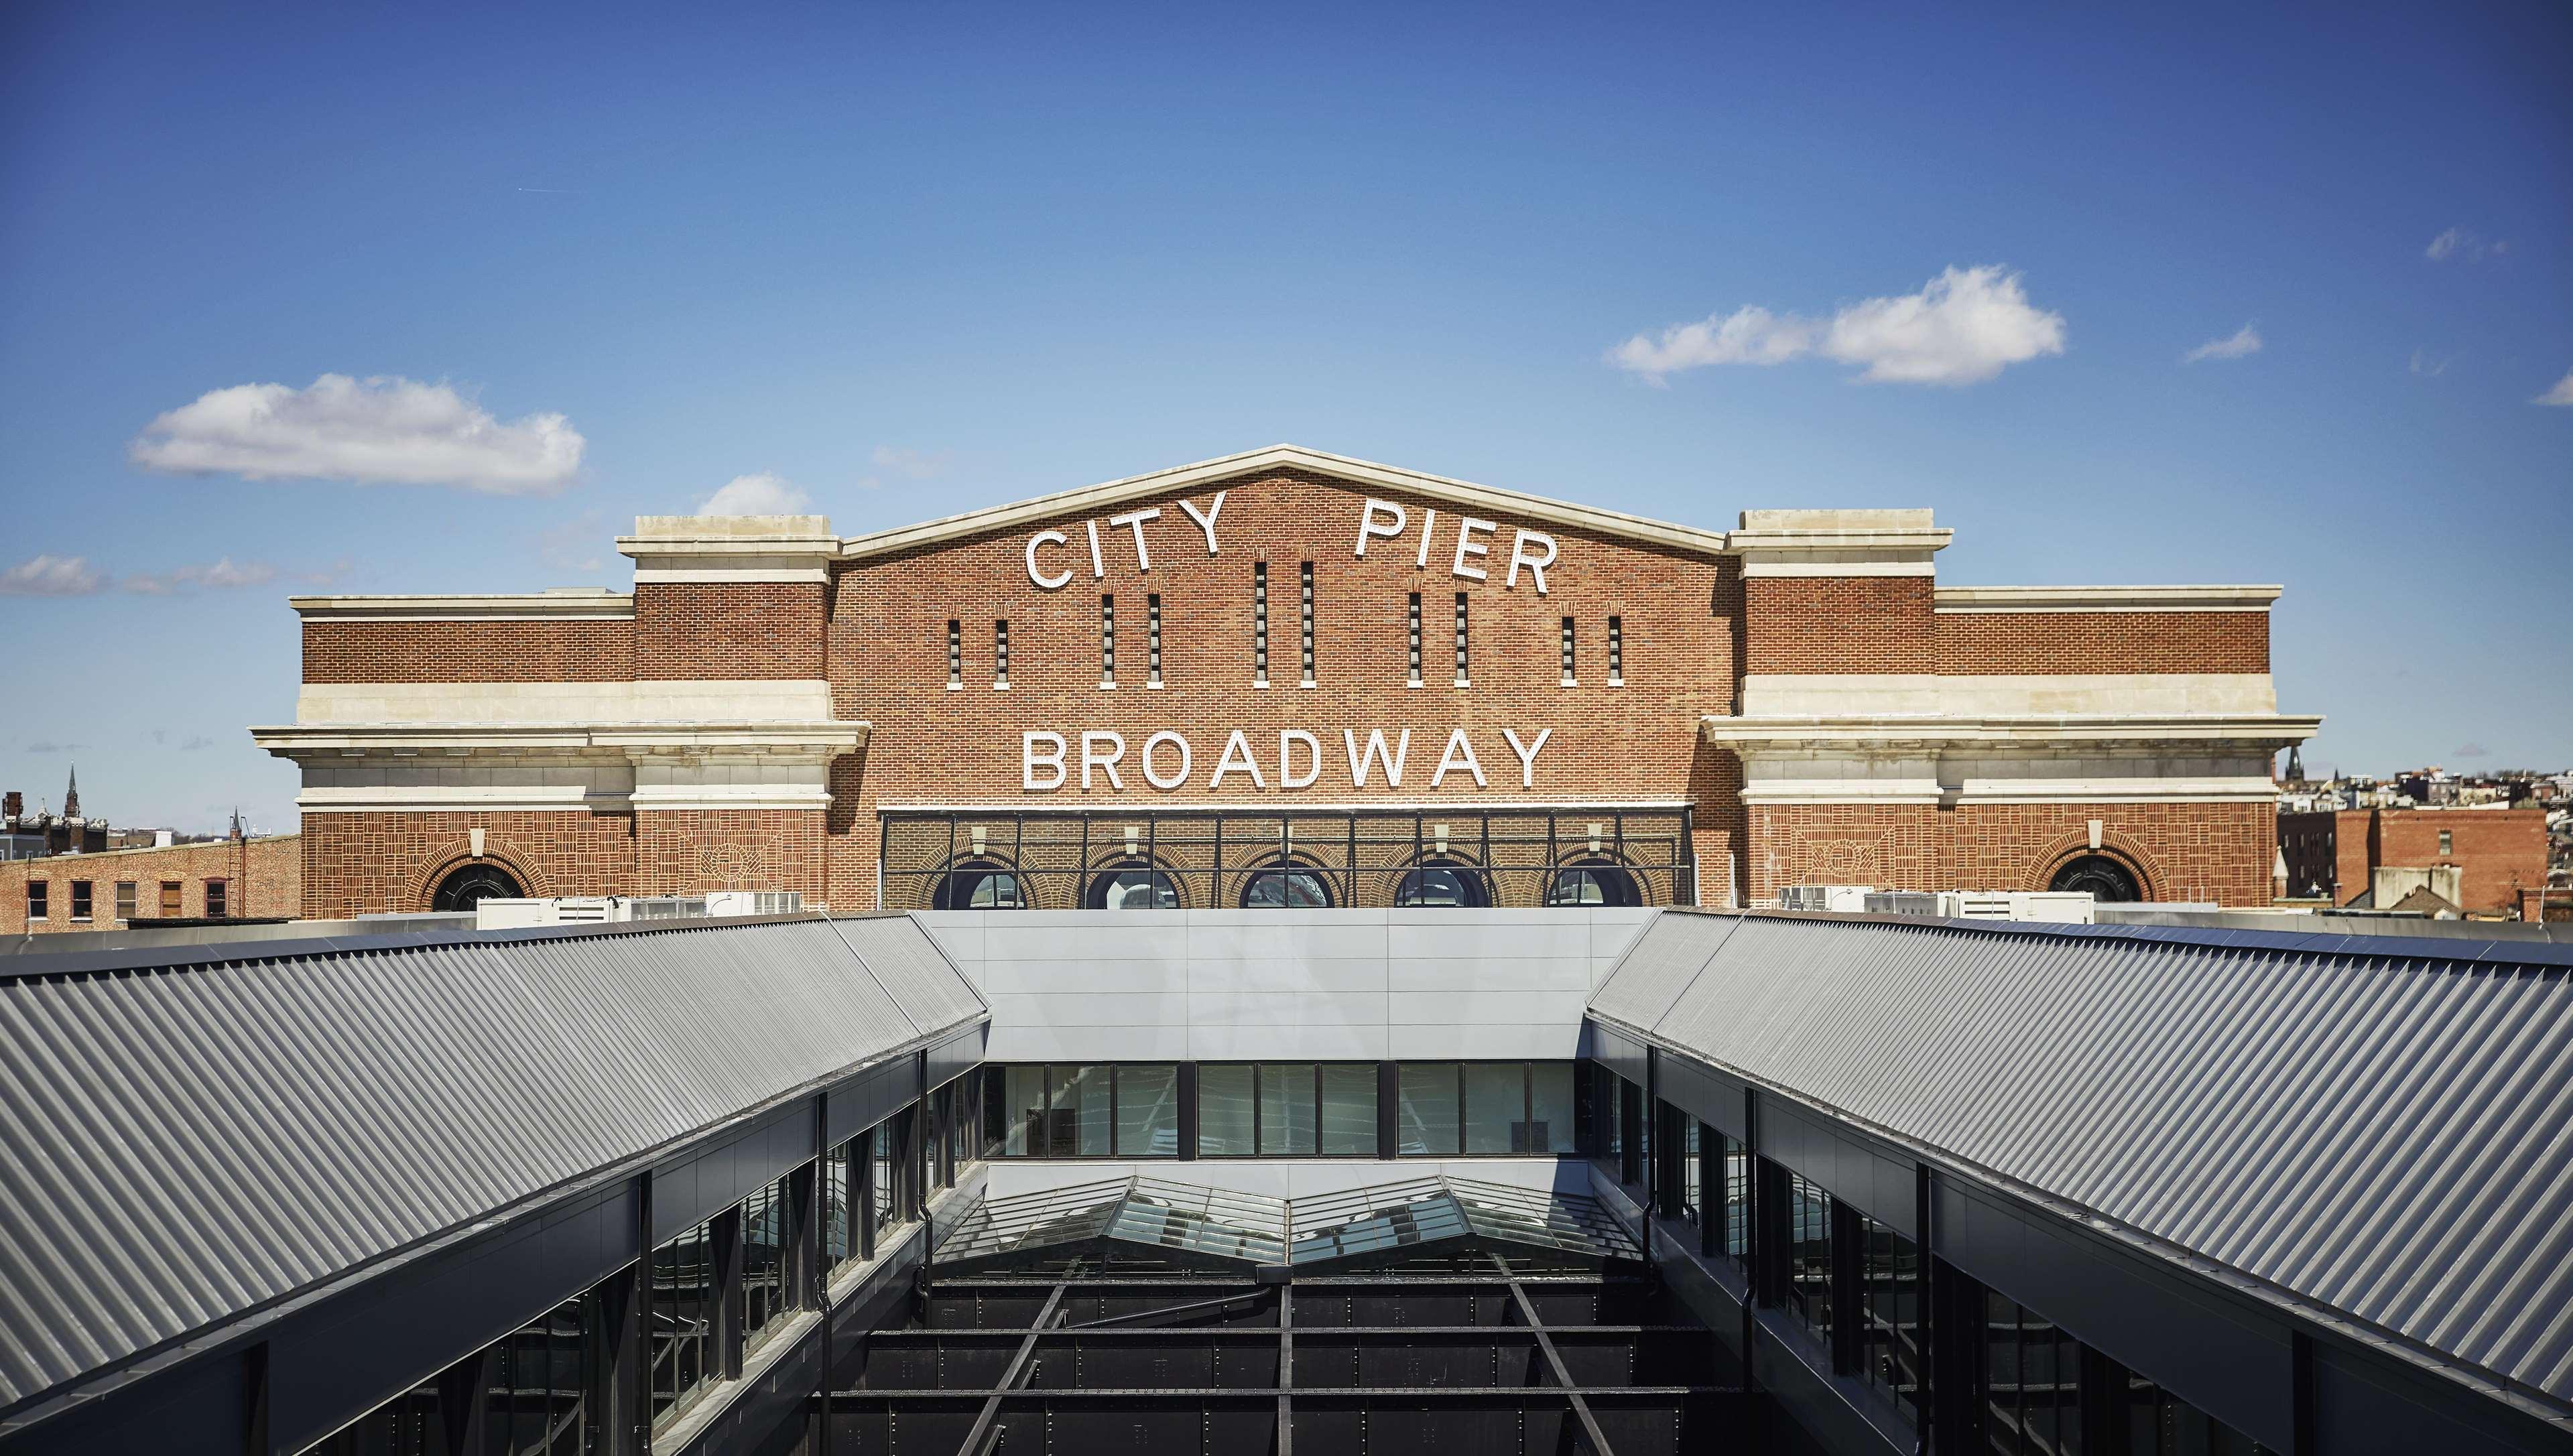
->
(0, 915, 987, 1418)
(1589, 911, 2573, 1410)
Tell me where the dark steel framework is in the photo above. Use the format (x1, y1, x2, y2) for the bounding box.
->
(879, 805, 1696, 911)
(832, 1269, 1742, 1455)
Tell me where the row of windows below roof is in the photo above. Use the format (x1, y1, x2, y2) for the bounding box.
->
(22, 876, 227, 921)
(933, 857, 1646, 909)
(943, 588, 1626, 690)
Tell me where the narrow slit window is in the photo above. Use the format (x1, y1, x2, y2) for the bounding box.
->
(946, 619, 962, 689)
(1300, 561, 1316, 687)
(1407, 592, 1424, 687)
(1254, 563, 1269, 687)
(994, 619, 1011, 688)
(1100, 595, 1116, 687)
(1454, 593, 1470, 685)
(1147, 593, 1164, 687)
(1608, 615, 1624, 686)
(1561, 616, 1577, 686)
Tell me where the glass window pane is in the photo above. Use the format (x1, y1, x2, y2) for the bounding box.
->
(1528, 1063, 1575, 1154)
(1462, 1063, 1524, 1153)
(1004, 1065, 1046, 1156)
(1320, 1065, 1378, 1156)
(743, 1177, 792, 1352)
(1397, 1063, 1460, 1155)
(1199, 1064, 1255, 1156)
(1115, 1065, 1180, 1156)
(1052, 1065, 1112, 1156)
(1259, 1064, 1318, 1154)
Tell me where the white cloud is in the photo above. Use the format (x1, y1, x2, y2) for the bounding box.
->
(131, 373, 584, 494)
(2409, 349, 2456, 377)
(869, 446, 950, 480)
(2426, 227, 2505, 263)
(121, 558, 279, 595)
(697, 472, 812, 515)
(2536, 369, 2573, 407)
(2184, 323, 2262, 363)
(0, 554, 103, 595)
(1611, 265, 2066, 387)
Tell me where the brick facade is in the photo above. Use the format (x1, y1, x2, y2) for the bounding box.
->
(1743, 576, 1934, 674)
(634, 582, 826, 679)
(2281, 807, 2548, 913)
(1935, 611, 2268, 675)
(304, 619, 635, 683)
(826, 469, 1741, 903)
(1747, 801, 2271, 906)
(1, 834, 302, 935)
(268, 454, 2306, 915)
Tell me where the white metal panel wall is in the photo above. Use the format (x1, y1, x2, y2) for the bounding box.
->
(916, 907, 1653, 1063)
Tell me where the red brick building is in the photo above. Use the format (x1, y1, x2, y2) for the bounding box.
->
(1, 833, 302, 935)
(253, 446, 2318, 915)
(2278, 807, 2549, 916)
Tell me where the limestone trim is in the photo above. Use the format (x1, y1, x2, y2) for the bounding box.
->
(252, 721, 869, 754)
(1739, 673, 2279, 717)
(1934, 584, 2282, 613)
(835, 444, 1737, 562)
(1727, 507, 1954, 578)
(618, 515, 842, 583)
(293, 679, 836, 726)
(288, 592, 633, 622)
(1701, 713, 2320, 750)
(298, 785, 633, 814)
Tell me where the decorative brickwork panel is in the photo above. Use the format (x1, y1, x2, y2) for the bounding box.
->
(827, 469, 1741, 905)
(633, 583, 827, 679)
(298, 811, 637, 917)
(1747, 799, 2275, 907)
(1742, 576, 1934, 674)
(1, 836, 301, 934)
(303, 620, 634, 683)
(635, 809, 828, 897)
(1936, 612, 2267, 675)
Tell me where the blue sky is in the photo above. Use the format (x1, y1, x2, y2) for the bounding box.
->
(3, 2, 2566, 833)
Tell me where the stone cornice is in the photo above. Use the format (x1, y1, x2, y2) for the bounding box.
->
(288, 592, 633, 622)
(835, 444, 1737, 562)
(1934, 584, 2283, 613)
(251, 721, 869, 757)
(1700, 713, 2322, 751)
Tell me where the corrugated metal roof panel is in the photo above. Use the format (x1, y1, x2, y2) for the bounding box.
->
(1595, 912, 2573, 1406)
(0, 916, 983, 1415)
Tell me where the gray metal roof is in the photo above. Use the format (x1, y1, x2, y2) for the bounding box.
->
(0, 914, 986, 1416)
(1590, 911, 2573, 1408)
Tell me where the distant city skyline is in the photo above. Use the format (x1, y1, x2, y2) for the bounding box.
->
(3, 2, 2567, 831)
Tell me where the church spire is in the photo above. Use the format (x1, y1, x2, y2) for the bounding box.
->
(62, 765, 79, 821)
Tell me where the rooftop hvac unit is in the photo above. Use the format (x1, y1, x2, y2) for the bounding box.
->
(476, 892, 806, 930)
(1862, 891, 1941, 917)
(1779, 884, 1874, 913)
(1936, 890, 2096, 924)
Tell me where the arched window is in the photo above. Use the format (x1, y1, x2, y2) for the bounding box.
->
(432, 863, 523, 911)
(1393, 859, 1491, 907)
(1241, 862, 1333, 909)
(2049, 854, 2143, 903)
(1086, 862, 1182, 910)
(934, 860, 1027, 909)
(1546, 858, 1641, 907)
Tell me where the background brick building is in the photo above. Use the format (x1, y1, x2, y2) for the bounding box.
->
(253, 446, 2319, 917)
(2278, 806, 2549, 915)
(1, 833, 302, 936)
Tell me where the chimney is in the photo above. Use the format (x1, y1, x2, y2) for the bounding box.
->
(2, 791, 19, 819)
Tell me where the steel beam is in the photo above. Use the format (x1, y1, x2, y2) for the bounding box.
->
(1493, 1255, 1617, 1456)
(959, 1282, 1066, 1456)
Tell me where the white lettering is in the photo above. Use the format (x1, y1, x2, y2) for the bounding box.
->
(1279, 730, 1322, 789)
(1356, 499, 1407, 557)
(1084, 520, 1105, 580)
(1452, 517, 1495, 582)
(1431, 728, 1487, 788)
(1500, 728, 1553, 789)
(1023, 731, 1068, 789)
(1506, 530, 1556, 596)
(1107, 507, 1162, 572)
(1208, 730, 1266, 789)
(1080, 730, 1127, 789)
(1178, 491, 1226, 555)
(1141, 730, 1192, 789)
(1416, 508, 1436, 568)
(1344, 728, 1411, 788)
(1026, 531, 1073, 590)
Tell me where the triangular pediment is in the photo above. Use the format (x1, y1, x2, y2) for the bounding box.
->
(836, 444, 1731, 561)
